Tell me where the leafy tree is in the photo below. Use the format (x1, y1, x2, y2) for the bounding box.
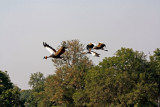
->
(28, 72, 45, 92)
(0, 71, 13, 93)
(0, 70, 21, 107)
(25, 72, 46, 107)
(85, 48, 158, 106)
(43, 40, 93, 106)
(149, 48, 160, 106)
(19, 90, 32, 107)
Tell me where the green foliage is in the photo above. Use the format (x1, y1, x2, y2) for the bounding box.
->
(73, 89, 89, 107)
(0, 71, 13, 93)
(149, 48, 160, 106)
(0, 70, 21, 107)
(23, 72, 46, 107)
(28, 72, 45, 92)
(85, 48, 158, 107)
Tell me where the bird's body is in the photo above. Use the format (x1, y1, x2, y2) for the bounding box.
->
(43, 42, 66, 59)
(86, 43, 95, 51)
(94, 42, 108, 51)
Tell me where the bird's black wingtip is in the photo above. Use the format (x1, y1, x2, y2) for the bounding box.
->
(43, 42, 47, 47)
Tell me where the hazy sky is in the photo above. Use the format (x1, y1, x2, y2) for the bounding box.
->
(0, 0, 160, 89)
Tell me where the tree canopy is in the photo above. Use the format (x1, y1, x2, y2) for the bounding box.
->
(85, 48, 158, 106)
(1, 40, 159, 107)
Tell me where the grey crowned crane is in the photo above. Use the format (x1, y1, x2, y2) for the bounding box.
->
(43, 42, 67, 59)
(94, 42, 108, 51)
(85, 43, 100, 57)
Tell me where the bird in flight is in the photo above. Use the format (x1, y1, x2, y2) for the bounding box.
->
(82, 51, 100, 57)
(90, 51, 100, 57)
(94, 42, 108, 51)
(43, 42, 67, 59)
(83, 43, 100, 57)
(86, 43, 95, 52)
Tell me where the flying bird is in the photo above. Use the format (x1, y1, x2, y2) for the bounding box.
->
(82, 51, 100, 57)
(94, 42, 108, 51)
(90, 51, 100, 57)
(43, 42, 67, 59)
(86, 43, 95, 51)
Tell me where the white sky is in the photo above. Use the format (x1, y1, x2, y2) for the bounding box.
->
(0, 0, 160, 89)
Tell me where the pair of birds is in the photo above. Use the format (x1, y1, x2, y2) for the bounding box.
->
(43, 42, 108, 59)
(84, 42, 108, 57)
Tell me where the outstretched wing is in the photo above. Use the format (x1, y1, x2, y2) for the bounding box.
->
(91, 51, 100, 57)
(55, 46, 65, 56)
(43, 42, 56, 54)
(97, 42, 102, 48)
